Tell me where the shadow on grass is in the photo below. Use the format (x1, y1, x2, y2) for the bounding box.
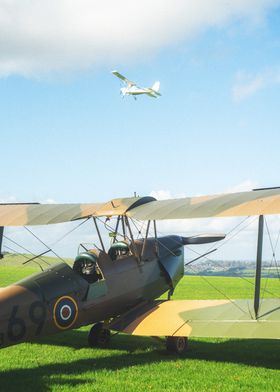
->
(37, 328, 280, 366)
(36, 328, 159, 352)
(1, 329, 279, 392)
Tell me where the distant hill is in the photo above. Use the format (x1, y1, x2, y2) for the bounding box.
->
(185, 259, 280, 278)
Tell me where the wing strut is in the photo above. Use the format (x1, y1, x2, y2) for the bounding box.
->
(0, 227, 3, 259)
(254, 215, 264, 318)
(93, 217, 105, 252)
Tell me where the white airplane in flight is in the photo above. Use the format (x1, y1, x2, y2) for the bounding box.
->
(111, 70, 161, 99)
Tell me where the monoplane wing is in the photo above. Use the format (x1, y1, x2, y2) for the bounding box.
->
(128, 188, 280, 220)
(109, 299, 280, 339)
(111, 70, 136, 87)
(146, 92, 157, 98)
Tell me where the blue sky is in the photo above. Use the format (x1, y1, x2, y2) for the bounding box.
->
(1, 1, 280, 261)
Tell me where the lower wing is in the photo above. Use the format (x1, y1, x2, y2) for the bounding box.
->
(109, 299, 280, 339)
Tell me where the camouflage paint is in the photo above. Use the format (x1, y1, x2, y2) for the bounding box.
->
(0, 236, 184, 349)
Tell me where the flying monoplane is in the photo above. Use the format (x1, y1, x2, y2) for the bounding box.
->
(0, 187, 279, 354)
(111, 70, 161, 99)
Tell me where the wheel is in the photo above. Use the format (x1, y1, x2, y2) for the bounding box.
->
(166, 336, 188, 354)
(88, 322, 111, 348)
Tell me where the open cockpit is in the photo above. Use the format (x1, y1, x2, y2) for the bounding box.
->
(73, 251, 104, 284)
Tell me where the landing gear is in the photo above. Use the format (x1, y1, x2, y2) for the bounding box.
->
(166, 336, 188, 354)
(88, 322, 111, 348)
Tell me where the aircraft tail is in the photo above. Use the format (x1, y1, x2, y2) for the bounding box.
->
(151, 81, 160, 93)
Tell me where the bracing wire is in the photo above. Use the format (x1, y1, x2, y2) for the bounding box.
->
(205, 216, 258, 253)
(185, 244, 279, 298)
(3, 243, 45, 270)
(3, 217, 91, 270)
(3, 234, 51, 266)
(260, 218, 280, 305)
(51, 217, 91, 246)
(24, 226, 66, 264)
(264, 218, 280, 280)
(154, 216, 280, 299)
(187, 264, 249, 315)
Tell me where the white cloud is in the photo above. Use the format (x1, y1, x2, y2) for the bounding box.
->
(150, 190, 186, 200)
(0, 0, 278, 77)
(0, 195, 17, 203)
(42, 198, 56, 204)
(232, 68, 280, 101)
(232, 75, 264, 101)
(225, 179, 258, 193)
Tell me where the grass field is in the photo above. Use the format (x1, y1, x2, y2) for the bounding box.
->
(0, 259, 279, 392)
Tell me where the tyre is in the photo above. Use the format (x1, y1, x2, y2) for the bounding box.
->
(166, 336, 188, 354)
(88, 322, 111, 348)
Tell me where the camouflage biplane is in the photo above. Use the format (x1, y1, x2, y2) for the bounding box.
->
(0, 187, 279, 353)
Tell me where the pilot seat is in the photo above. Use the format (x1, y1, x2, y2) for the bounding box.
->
(73, 251, 103, 284)
(108, 241, 130, 261)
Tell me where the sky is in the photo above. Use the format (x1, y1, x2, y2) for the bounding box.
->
(1, 0, 280, 263)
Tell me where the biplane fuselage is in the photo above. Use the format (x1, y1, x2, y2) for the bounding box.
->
(0, 236, 184, 349)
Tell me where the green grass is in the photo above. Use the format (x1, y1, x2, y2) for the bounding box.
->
(0, 262, 279, 392)
(0, 254, 72, 286)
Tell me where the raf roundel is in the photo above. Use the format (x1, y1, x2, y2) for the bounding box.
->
(53, 296, 78, 330)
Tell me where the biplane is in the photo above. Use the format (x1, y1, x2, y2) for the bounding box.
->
(0, 187, 279, 354)
(111, 70, 161, 99)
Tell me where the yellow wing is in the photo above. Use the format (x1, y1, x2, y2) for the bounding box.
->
(109, 299, 280, 339)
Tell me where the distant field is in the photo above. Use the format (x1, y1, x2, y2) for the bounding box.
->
(0, 258, 279, 392)
(1, 253, 73, 267)
(0, 254, 73, 286)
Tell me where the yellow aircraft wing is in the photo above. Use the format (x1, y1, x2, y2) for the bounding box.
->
(109, 299, 280, 339)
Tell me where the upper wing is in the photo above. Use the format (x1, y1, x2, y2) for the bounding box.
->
(0, 197, 154, 226)
(2, 187, 280, 226)
(111, 70, 136, 87)
(0, 203, 102, 226)
(128, 188, 280, 220)
(109, 299, 280, 339)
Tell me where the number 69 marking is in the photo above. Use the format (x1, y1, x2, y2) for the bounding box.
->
(7, 301, 46, 342)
